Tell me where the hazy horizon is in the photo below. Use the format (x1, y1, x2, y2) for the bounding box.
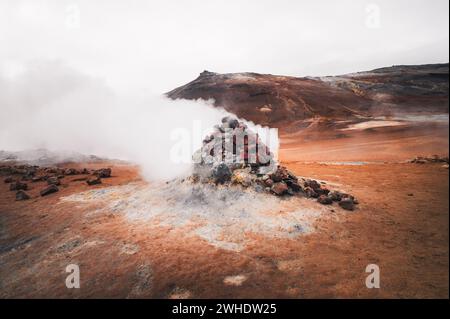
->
(1, 0, 449, 94)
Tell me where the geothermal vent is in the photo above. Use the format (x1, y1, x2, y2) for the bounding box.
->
(190, 116, 359, 210)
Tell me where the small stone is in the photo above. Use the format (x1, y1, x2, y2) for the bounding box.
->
(339, 198, 355, 211)
(16, 190, 31, 201)
(94, 168, 111, 178)
(65, 168, 79, 175)
(304, 179, 321, 190)
(87, 177, 102, 186)
(271, 182, 288, 196)
(4, 176, 14, 183)
(10, 181, 28, 191)
(286, 180, 302, 192)
(47, 176, 61, 186)
(317, 195, 333, 205)
(264, 178, 274, 187)
(212, 163, 231, 184)
(328, 191, 343, 202)
(304, 186, 319, 198)
(254, 185, 264, 193)
(40, 184, 59, 196)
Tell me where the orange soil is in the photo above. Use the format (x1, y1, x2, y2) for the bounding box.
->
(0, 131, 448, 298)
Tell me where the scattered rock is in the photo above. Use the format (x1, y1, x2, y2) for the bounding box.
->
(304, 179, 321, 190)
(339, 198, 355, 211)
(4, 176, 14, 183)
(264, 178, 274, 187)
(31, 176, 46, 182)
(94, 168, 111, 178)
(271, 182, 288, 195)
(410, 155, 449, 164)
(317, 195, 333, 205)
(64, 168, 79, 175)
(16, 190, 30, 201)
(328, 191, 343, 202)
(40, 184, 59, 196)
(47, 176, 61, 186)
(285, 179, 302, 192)
(212, 163, 232, 184)
(10, 181, 28, 191)
(304, 187, 319, 198)
(87, 177, 102, 186)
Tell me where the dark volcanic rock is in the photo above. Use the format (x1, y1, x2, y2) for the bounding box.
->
(264, 179, 274, 187)
(65, 168, 80, 175)
(286, 179, 302, 192)
(304, 187, 319, 198)
(94, 168, 111, 178)
(317, 195, 333, 205)
(87, 177, 102, 186)
(16, 190, 30, 201)
(10, 181, 28, 191)
(40, 184, 59, 196)
(4, 176, 14, 183)
(339, 198, 355, 211)
(271, 182, 288, 196)
(328, 191, 343, 202)
(304, 179, 321, 190)
(47, 176, 61, 186)
(212, 163, 232, 184)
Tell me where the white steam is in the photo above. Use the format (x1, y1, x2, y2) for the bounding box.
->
(0, 60, 278, 181)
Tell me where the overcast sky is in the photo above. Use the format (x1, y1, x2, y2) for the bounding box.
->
(0, 0, 448, 94)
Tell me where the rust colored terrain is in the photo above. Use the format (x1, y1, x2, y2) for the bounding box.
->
(0, 136, 448, 298)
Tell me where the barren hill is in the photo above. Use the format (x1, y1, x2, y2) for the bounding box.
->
(167, 64, 449, 129)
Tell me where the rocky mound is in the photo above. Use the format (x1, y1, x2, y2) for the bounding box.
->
(189, 117, 359, 210)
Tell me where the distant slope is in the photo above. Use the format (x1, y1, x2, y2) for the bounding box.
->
(166, 64, 449, 129)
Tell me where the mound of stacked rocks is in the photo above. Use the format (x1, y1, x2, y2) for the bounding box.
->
(190, 117, 359, 210)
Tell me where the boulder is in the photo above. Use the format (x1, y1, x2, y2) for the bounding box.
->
(304, 187, 319, 198)
(65, 168, 79, 175)
(32, 176, 47, 183)
(286, 179, 302, 192)
(94, 168, 112, 178)
(16, 190, 30, 201)
(47, 176, 61, 186)
(270, 166, 289, 182)
(40, 184, 59, 196)
(10, 181, 28, 191)
(317, 195, 333, 205)
(212, 163, 231, 184)
(271, 182, 288, 196)
(87, 177, 102, 186)
(4, 176, 14, 183)
(328, 191, 343, 202)
(315, 187, 330, 196)
(304, 179, 321, 190)
(264, 178, 274, 187)
(339, 198, 355, 211)
(341, 194, 359, 204)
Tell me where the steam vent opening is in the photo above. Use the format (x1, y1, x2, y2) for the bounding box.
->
(61, 116, 359, 252)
